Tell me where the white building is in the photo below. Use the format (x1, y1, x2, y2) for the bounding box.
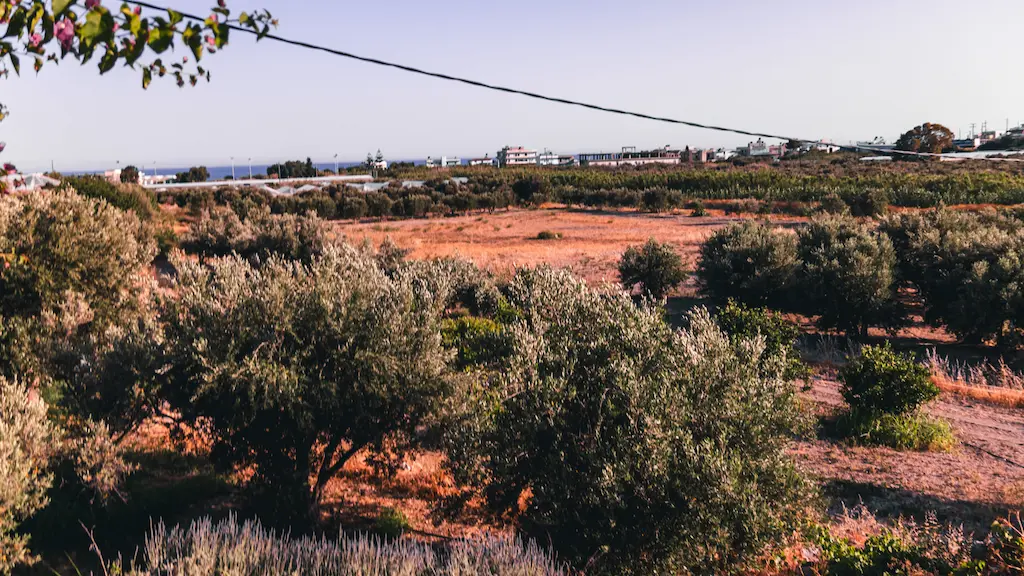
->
(468, 156, 496, 167)
(497, 146, 538, 167)
(441, 156, 461, 168)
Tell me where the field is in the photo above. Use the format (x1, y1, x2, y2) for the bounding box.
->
(336, 206, 1024, 535)
(338, 206, 801, 284)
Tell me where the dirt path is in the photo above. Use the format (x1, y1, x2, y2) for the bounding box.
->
(796, 377, 1024, 530)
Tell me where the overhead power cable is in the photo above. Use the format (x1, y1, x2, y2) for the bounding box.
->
(125, 0, 1022, 162)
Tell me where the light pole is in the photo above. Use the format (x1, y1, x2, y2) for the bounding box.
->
(248, 157, 252, 180)
(230, 156, 235, 180)
(334, 153, 338, 174)
(153, 161, 157, 179)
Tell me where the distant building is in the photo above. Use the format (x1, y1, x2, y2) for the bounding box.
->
(425, 156, 437, 169)
(497, 146, 538, 167)
(579, 146, 681, 167)
(468, 156, 497, 167)
(745, 139, 786, 158)
(441, 156, 461, 168)
(537, 149, 577, 167)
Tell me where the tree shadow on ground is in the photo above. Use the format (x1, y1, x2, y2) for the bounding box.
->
(822, 479, 1012, 535)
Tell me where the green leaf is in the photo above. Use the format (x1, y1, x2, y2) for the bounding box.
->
(98, 47, 116, 73)
(52, 0, 75, 17)
(183, 24, 202, 61)
(27, 3, 44, 36)
(42, 10, 54, 42)
(167, 9, 183, 27)
(9, 53, 19, 76)
(142, 66, 151, 88)
(4, 7, 26, 38)
(33, 56, 42, 73)
(238, 12, 250, 25)
(79, 9, 104, 43)
(147, 26, 172, 53)
(214, 24, 228, 49)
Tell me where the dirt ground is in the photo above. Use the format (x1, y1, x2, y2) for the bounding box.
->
(335, 207, 804, 284)
(797, 376, 1024, 532)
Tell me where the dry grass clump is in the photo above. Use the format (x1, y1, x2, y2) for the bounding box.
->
(113, 514, 567, 576)
(925, 349, 1024, 409)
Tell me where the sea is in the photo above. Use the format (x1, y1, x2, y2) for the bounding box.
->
(65, 160, 428, 181)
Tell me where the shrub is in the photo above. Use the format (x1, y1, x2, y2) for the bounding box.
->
(535, 230, 562, 240)
(447, 268, 810, 575)
(690, 200, 708, 217)
(441, 316, 511, 370)
(819, 192, 849, 215)
(0, 190, 155, 327)
(840, 343, 938, 416)
(162, 245, 452, 522)
(833, 409, 956, 452)
(375, 507, 411, 537)
(796, 216, 905, 337)
(618, 238, 688, 299)
(715, 300, 810, 381)
(848, 188, 889, 217)
(111, 515, 566, 576)
(181, 207, 328, 263)
(884, 209, 1024, 346)
(696, 221, 798, 308)
(0, 377, 57, 574)
(60, 175, 157, 220)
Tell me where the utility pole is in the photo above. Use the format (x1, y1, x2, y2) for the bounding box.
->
(969, 123, 976, 137)
(248, 158, 252, 180)
(334, 153, 339, 174)
(230, 156, 235, 180)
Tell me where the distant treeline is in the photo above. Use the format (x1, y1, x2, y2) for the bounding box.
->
(154, 163, 1024, 221)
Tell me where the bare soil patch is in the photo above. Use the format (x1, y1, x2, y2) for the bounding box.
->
(335, 208, 803, 284)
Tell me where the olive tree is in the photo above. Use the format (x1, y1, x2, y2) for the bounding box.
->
(446, 267, 809, 575)
(181, 207, 327, 263)
(617, 238, 688, 299)
(796, 216, 905, 338)
(162, 245, 453, 521)
(696, 221, 799, 309)
(0, 377, 57, 574)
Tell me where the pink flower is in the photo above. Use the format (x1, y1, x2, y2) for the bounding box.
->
(53, 18, 75, 50)
(27, 33, 42, 47)
(206, 35, 216, 48)
(133, 6, 141, 15)
(112, 21, 119, 32)
(182, 56, 188, 63)
(85, 0, 100, 9)
(208, 13, 217, 23)
(218, 0, 226, 7)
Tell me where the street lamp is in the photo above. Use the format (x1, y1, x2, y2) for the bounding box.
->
(334, 153, 338, 174)
(230, 156, 235, 180)
(248, 157, 252, 180)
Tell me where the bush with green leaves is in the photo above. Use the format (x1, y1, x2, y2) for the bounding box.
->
(836, 343, 950, 451)
(181, 206, 327, 263)
(60, 175, 158, 221)
(0, 189, 155, 329)
(840, 343, 938, 416)
(441, 316, 511, 371)
(715, 300, 809, 381)
(162, 245, 452, 521)
(0, 377, 57, 574)
(696, 221, 798, 308)
(796, 216, 905, 337)
(447, 267, 810, 575)
(617, 238, 688, 299)
(111, 514, 566, 576)
(883, 208, 1024, 346)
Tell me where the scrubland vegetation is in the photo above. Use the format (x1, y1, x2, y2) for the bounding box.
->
(5, 159, 1024, 575)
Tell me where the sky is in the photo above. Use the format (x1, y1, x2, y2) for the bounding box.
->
(3, 0, 1024, 172)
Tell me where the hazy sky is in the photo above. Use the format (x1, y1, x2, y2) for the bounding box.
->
(3, 0, 1023, 172)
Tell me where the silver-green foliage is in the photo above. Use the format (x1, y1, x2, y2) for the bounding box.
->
(114, 514, 566, 576)
(796, 215, 905, 337)
(162, 244, 453, 519)
(0, 377, 57, 574)
(448, 267, 809, 575)
(181, 206, 327, 263)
